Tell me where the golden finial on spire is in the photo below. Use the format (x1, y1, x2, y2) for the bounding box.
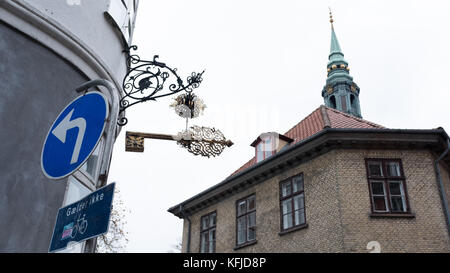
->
(329, 7, 334, 25)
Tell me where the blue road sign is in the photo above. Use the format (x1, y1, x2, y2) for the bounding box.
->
(49, 182, 115, 253)
(41, 91, 109, 179)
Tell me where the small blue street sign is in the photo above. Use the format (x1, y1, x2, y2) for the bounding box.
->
(41, 91, 109, 180)
(49, 182, 115, 253)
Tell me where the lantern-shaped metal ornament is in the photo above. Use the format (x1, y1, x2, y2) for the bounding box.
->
(170, 92, 206, 119)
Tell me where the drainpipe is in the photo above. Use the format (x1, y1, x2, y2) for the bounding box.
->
(179, 205, 191, 253)
(435, 138, 450, 240)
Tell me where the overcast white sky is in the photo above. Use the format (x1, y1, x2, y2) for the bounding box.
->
(108, 0, 450, 252)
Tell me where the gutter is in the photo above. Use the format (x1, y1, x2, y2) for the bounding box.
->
(434, 138, 450, 239)
(179, 205, 191, 253)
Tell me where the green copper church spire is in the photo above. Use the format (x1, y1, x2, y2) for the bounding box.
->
(322, 10, 362, 118)
(330, 26, 342, 54)
(329, 14, 345, 64)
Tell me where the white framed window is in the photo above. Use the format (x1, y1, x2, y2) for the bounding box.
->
(236, 195, 256, 246)
(370, 180, 389, 212)
(366, 159, 410, 214)
(200, 211, 216, 253)
(388, 181, 407, 212)
(280, 174, 306, 231)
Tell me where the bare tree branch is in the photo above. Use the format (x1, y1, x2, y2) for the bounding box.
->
(95, 187, 130, 253)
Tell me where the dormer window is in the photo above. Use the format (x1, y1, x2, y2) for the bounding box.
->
(256, 136, 274, 163)
(251, 132, 294, 163)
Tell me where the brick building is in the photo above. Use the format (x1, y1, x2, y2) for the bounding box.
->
(168, 14, 450, 253)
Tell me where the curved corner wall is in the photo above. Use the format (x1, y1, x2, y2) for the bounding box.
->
(0, 0, 137, 252)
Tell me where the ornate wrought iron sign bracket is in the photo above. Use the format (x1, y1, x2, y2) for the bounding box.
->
(120, 46, 233, 157)
(118, 45, 205, 126)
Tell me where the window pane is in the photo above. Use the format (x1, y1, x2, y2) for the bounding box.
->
(264, 137, 272, 151)
(281, 181, 292, 197)
(208, 230, 215, 253)
(200, 232, 208, 253)
(247, 195, 255, 211)
(209, 229, 215, 241)
(373, 196, 388, 211)
(258, 142, 264, 150)
(237, 217, 246, 244)
(264, 137, 273, 158)
(64, 176, 91, 205)
(80, 140, 102, 178)
(294, 209, 305, 226)
(292, 175, 303, 193)
(201, 216, 209, 231)
(247, 212, 256, 227)
(293, 194, 304, 210)
(256, 142, 264, 162)
(209, 213, 216, 228)
(389, 181, 402, 195)
(371, 181, 385, 195)
(247, 212, 256, 241)
(387, 162, 401, 177)
(283, 213, 293, 230)
(368, 162, 383, 176)
(256, 150, 264, 162)
(237, 200, 246, 216)
(391, 196, 406, 212)
(248, 226, 256, 241)
(282, 199, 293, 214)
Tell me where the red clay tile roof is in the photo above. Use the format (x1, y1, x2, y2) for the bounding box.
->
(230, 105, 384, 177)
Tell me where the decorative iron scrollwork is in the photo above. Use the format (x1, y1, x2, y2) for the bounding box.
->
(118, 45, 205, 126)
(125, 126, 233, 158)
(175, 126, 234, 158)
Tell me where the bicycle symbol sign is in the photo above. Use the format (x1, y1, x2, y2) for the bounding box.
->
(49, 183, 115, 253)
(61, 214, 88, 240)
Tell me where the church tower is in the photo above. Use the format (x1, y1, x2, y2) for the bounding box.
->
(322, 11, 362, 118)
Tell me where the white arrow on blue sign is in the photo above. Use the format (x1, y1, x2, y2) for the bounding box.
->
(41, 92, 109, 180)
